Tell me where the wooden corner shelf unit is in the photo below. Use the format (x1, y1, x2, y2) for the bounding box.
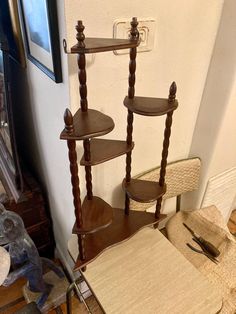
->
(60, 18, 178, 270)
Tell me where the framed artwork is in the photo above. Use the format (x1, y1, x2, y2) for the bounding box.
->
(0, 0, 26, 67)
(20, 0, 62, 83)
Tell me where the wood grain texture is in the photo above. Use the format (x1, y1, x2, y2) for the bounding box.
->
(125, 111, 134, 183)
(66, 140, 83, 229)
(123, 96, 178, 116)
(64, 109, 74, 133)
(60, 109, 114, 140)
(3, 170, 54, 257)
(73, 208, 166, 270)
(124, 18, 139, 214)
(81, 228, 222, 314)
(66, 142, 86, 261)
(78, 234, 86, 262)
(159, 113, 173, 187)
(78, 53, 88, 112)
(72, 196, 113, 235)
(159, 82, 177, 187)
(76, 21, 88, 112)
(155, 82, 177, 217)
(123, 179, 166, 203)
(0, 277, 26, 309)
(128, 18, 138, 99)
(61, 18, 180, 271)
(75, 20, 85, 48)
(70, 38, 139, 54)
(83, 139, 93, 199)
(168, 81, 177, 103)
(80, 139, 134, 166)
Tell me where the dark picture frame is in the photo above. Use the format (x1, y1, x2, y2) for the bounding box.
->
(20, 0, 62, 83)
(0, 0, 26, 67)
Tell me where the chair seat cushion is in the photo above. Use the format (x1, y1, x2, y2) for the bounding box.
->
(69, 227, 222, 313)
(166, 205, 236, 313)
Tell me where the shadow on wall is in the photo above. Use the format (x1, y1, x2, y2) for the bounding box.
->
(184, 0, 236, 208)
(9, 60, 42, 180)
(9, 58, 52, 221)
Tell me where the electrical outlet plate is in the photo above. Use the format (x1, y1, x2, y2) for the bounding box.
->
(113, 18, 156, 55)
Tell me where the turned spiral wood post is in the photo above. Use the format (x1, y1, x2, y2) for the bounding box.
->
(128, 17, 139, 99)
(155, 82, 177, 218)
(83, 139, 93, 200)
(64, 109, 85, 260)
(76, 20, 93, 200)
(76, 21, 87, 112)
(125, 17, 139, 215)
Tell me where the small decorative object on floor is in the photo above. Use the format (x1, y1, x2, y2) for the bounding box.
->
(0, 204, 66, 310)
(0, 246, 10, 285)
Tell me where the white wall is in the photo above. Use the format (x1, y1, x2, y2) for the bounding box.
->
(183, 0, 236, 216)
(19, 0, 74, 264)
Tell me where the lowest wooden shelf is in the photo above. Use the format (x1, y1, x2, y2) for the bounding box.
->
(61, 18, 178, 271)
(74, 208, 166, 269)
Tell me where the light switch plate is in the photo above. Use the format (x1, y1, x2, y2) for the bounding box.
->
(113, 18, 156, 55)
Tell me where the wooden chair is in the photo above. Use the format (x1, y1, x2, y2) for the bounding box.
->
(67, 158, 223, 313)
(129, 157, 201, 213)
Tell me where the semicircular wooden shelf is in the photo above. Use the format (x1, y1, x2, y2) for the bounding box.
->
(73, 208, 166, 270)
(70, 38, 140, 54)
(123, 179, 166, 203)
(124, 96, 178, 116)
(72, 196, 113, 234)
(80, 139, 134, 166)
(60, 109, 114, 140)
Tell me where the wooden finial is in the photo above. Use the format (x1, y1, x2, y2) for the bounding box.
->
(168, 81, 177, 103)
(64, 109, 74, 133)
(76, 20, 85, 48)
(130, 17, 139, 40)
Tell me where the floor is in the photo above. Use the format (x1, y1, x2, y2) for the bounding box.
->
(0, 266, 102, 314)
(1, 210, 236, 314)
(0, 275, 102, 313)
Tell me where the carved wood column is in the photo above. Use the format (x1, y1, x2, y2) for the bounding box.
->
(83, 139, 93, 200)
(76, 20, 93, 199)
(155, 82, 177, 218)
(125, 17, 139, 215)
(64, 109, 85, 260)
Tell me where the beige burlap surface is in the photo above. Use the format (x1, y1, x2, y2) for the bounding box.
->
(166, 205, 236, 314)
(81, 227, 222, 314)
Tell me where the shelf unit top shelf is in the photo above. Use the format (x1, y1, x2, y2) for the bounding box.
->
(80, 138, 134, 166)
(123, 179, 166, 203)
(60, 109, 114, 141)
(124, 96, 178, 116)
(72, 196, 113, 235)
(70, 38, 140, 54)
(73, 207, 166, 270)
